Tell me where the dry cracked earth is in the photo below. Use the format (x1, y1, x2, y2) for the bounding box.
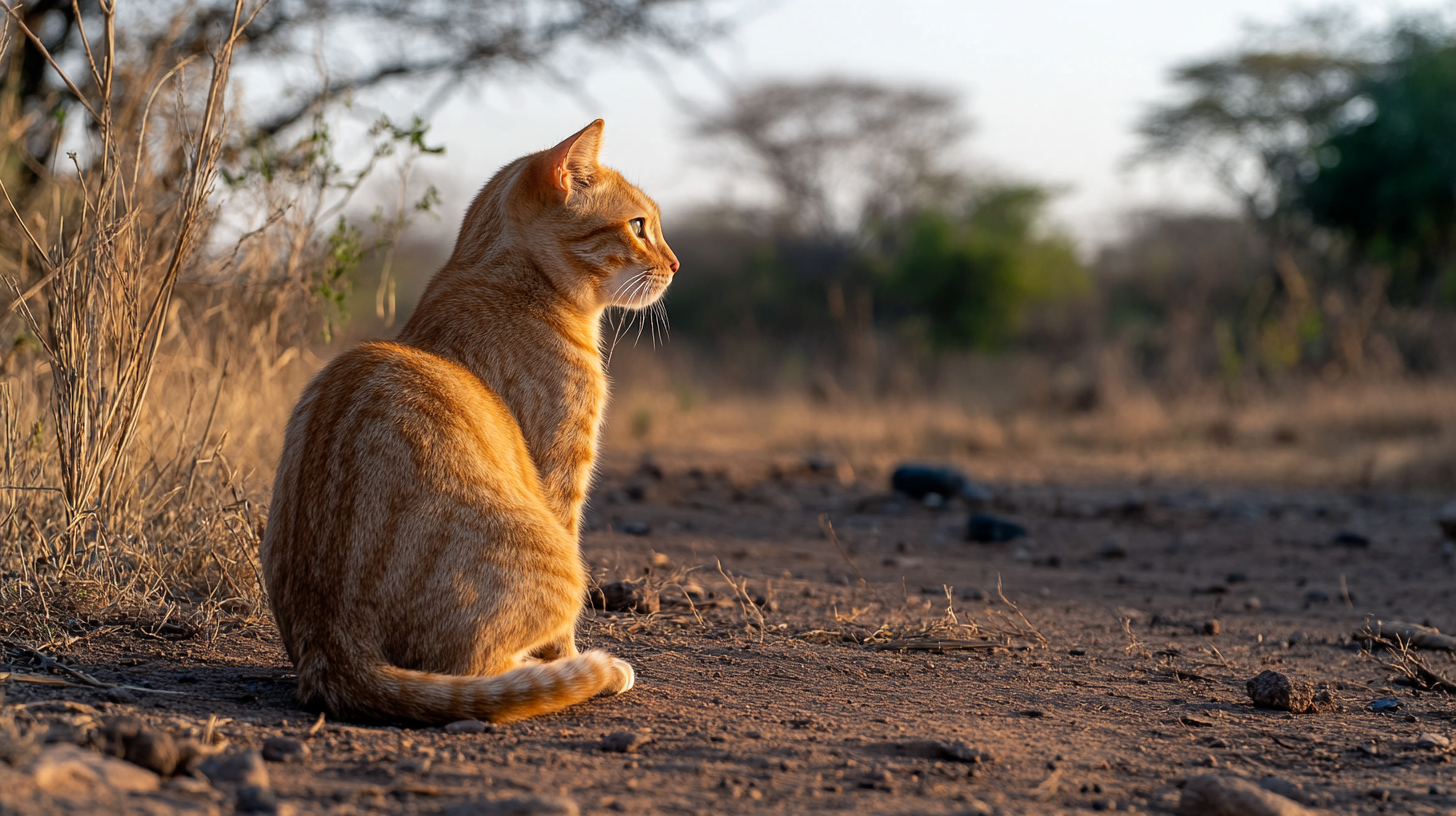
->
(3, 452, 1456, 815)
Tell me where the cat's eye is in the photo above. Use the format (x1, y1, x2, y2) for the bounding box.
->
(629, 218, 646, 239)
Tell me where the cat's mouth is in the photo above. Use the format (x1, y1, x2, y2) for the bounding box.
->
(607, 267, 671, 309)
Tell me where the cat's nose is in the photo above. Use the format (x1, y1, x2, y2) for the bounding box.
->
(669, 260, 680, 274)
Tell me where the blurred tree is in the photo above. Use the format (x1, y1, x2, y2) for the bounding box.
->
(883, 185, 1086, 352)
(692, 77, 968, 236)
(1136, 9, 1371, 226)
(1299, 26, 1456, 305)
(1, 0, 723, 178)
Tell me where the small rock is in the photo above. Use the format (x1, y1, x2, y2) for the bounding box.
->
(1304, 590, 1329, 603)
(395, 756, 431, 775)
(445, 719, 491, 735)
(1226, 572, 1248, 584)
(966, 513, 1027, 543)
(1368, 788, 1391, 801)
(1332, 531, 1371, 548)
(1068, 648, 1087, 656)
(104, 687, 138, 705)
(236, 784, 278, 813)
(197, 749, 269, 789)
(27, 743, 161, 794)
(1179, 774, 1317, 815)
(100, 717, 180, 777)
(1417, 733, 1451, 750)
(1439, 501, 1456, 539)
(444, 796, 580, 816)
(591, 579, 660, 614)
(618, 521, 651, 536)
(932, 741, 994, 764)
(1368, 697, 1403, 713)
(1246, 670, 1325, 714)
(891, 465, 968, 501)
(1097, 537, 1128, 559)
(260, 736, 309, 764)
(1431, 784, 1450, 796)
(1203, 619, 1221, 636)
(1244, 597, 1262, 612)
(600, 731, 652, 753)
(1257, 776, 1308, 804)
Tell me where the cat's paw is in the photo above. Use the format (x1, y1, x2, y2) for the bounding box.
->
(609, 658, 636, 694)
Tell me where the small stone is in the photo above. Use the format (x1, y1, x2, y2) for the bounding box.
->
(1226, 572, 1248, 584)
(600, 731, 652, 753)
(1097, 537, 1129, 559)
(1417, 733, 1451, 750)
(1246, 670, 1324, 714)
(932, 741, 994, 764)
(395, 756, 432, 775)
(445, 719, 491, 735)
(1439, 501, 1456, 539)
(1431, 784, 1450, 796)
(1258, 776, 1308, 804)
(1367, 697, 1403, 713)
(1204, 619, 1221, 636)
(197, 749, 269, 789)
(100, 717, 180, 777)
(891, 465, 968, 501)
(237, 784, 278, 813)
(1333, 530, 1371, 548)
(1368, 788, 1391, 801)
(260, 736, 309, 764)
(1068, 648, 1087, 656)
(1244, 597, 1262, 612)
(619, 521, 651, 536)
(27, 743, 161, 794)
(1303, 590, 1329, 603)
(104, 687, 138, 705)
(1180, 774, 1317, 815)
(444, 795, 581, 815)
(591, 580, 660, 614)
(966, 514, 1027, 543)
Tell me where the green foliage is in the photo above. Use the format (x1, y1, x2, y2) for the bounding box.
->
(1299, 28, 1456, 303)
(883, 186, 1087, 352)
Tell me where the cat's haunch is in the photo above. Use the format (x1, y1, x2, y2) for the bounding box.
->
(261, 120, 676, 723)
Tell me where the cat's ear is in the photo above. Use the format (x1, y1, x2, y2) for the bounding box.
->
(545, 119, 604, 202)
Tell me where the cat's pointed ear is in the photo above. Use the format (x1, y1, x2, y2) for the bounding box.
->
(545, 119, 604, 202)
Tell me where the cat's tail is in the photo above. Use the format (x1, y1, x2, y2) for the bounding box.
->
(349, 650, 635, 724)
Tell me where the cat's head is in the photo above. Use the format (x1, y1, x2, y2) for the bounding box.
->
(482, 120, 679, 312)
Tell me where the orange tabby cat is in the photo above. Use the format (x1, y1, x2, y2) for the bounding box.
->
(260, 120, 678, 724)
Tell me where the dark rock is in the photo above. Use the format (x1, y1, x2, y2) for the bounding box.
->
(600, 731, 652, 753)
(590, 579, 660, 614)
(1439, 501, 1456, 540)
(1432, 784, 1450, 796)
(1225, 572, 1247, 584)
(1332, 531, 1371, 548)
(892, 465, 968, 501)
(1245, 670, 1327, 714)
(1203, 619, 1221, 636)
(236, 784, 279, 813)
(966, 514, 1027, 544)
(932, 741, 994, 764)
(100, 717, 179, 777)
(1367, 697, 1402, 713)
(1097, 537, 1128, 559)
(444, 796, 580, 816)
(197, 749, 269, 789)
(445, 719, 491, 735)
(260, 736, 309, 764)
(104, 687, 138, 705)
(618, 521, 651, 536)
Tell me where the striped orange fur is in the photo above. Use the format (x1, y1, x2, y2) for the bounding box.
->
(260, 120, 679, 724)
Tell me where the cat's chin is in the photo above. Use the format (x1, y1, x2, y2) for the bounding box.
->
(605, 270, 670, 310)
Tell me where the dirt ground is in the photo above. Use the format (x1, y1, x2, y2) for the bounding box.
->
(3, 449, 1456, 815)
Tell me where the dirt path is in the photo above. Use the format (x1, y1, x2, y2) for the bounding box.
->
(3, 457, 1455, 815)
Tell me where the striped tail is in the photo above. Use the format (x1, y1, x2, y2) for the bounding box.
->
(356, 650, 635, 724)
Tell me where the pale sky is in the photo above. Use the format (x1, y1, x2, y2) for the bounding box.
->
(355, 0, 1450, 253)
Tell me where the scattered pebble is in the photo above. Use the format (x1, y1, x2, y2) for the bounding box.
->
(618, 521, 651, 536)
(1432, 784, 1451, 796)
(1257, 776, 1309, 804)
(197, 749, 270, 789)
(103, 687, 138, 705)
(966, 513, 1027, 543)
(1417, 733, 1451, 750)
(445, 719, 492, 735)
(236, 784, 281, 814)
(260, 736, 309, 764)
(591, 580, 660, 614)
(931, 741, 994, 763)
(1097, 537, 1128, 559)
(1225, 572, 1247, 584)
(891, 464, 969, 501)
(1368, 697, 1403, 713)
(1179, 774, 1317, 815)
(1244, 597, 1262, 612)
(600, 731, 652, 753)
(1332, 531, 1371, 548)
(1245, 670, 1328, 714)
(99, 717, 179, 777)
(26, 743, 161, 794)
(444, 796, 580, 816)
(1203, 619, 1221, 636)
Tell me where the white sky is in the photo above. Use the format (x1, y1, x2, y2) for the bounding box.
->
(360, 0, 1449, 253)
